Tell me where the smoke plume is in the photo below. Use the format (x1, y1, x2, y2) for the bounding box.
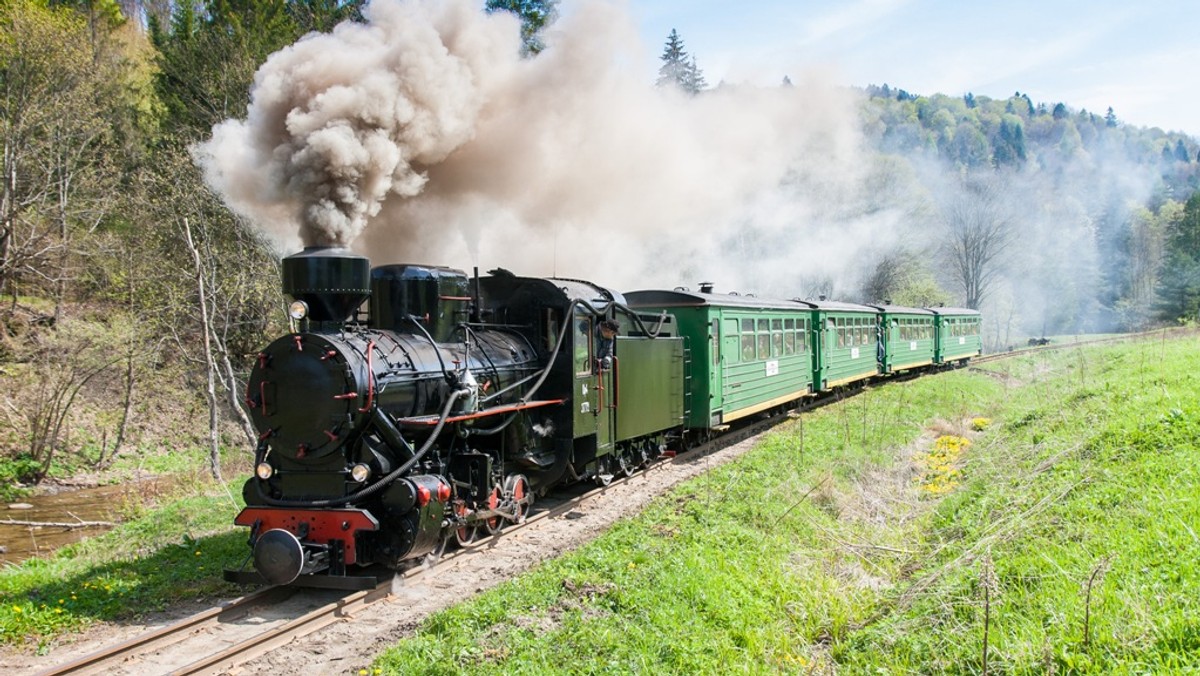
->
(195, 0, 879, 295)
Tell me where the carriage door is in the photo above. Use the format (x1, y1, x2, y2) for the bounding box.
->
(571, 314, 615, 455)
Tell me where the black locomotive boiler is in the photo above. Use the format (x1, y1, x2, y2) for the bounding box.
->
(226, 248, 684, 589)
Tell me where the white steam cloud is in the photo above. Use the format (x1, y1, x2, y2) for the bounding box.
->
(196, 0, 885, 295)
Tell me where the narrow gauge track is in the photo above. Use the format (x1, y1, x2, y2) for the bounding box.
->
(34, 329, 1171, 676)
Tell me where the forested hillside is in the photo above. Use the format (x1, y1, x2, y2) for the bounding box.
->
(1, 0, 1197, 491)
(850, 86, 1200, 341)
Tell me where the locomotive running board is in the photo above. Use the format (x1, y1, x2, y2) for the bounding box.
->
(223, 566, 393, 590)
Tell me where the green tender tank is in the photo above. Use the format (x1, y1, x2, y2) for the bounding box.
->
(931, 307, 983, 364)
(613, 335, 686, 441)
(625, 288, 814, 430)
(867, 304, 936, 373)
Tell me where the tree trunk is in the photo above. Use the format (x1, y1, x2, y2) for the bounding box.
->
(183, 218, 223, 482)
(54, 161, 70, 325)
(1, 137, 14, 301)
(100, 348, 136, 469)
(217, 337, 257, 447)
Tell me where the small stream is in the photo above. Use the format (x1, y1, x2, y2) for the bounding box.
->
(1, 478, 172, 566)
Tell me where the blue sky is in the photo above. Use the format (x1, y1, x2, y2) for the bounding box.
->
(630, 0, 1199, 135)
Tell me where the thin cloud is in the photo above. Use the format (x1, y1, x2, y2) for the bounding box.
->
(795, 0, 912, 46)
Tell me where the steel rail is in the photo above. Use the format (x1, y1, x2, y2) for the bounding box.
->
(33, 587, 294, 676)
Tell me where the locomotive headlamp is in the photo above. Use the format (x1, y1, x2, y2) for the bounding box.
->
(255, 462, 274, 480)
(350, 463, 371, 483)
(288, 300, 309, 320)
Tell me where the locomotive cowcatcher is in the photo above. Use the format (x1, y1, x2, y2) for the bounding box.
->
(225, 248, 684, 589)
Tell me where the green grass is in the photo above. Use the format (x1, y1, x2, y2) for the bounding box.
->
(0, 478, 250, 653)
(373, 333, 1200, 674)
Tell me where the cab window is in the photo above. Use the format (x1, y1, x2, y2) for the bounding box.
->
(574, 316, 592, 375)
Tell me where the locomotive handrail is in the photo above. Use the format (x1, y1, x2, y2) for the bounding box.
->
(405, 314, 453, 383)
(612, 356, 619, 409)
(357, 339, 376, 413)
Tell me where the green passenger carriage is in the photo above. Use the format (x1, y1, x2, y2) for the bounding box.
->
(624, 288, 815, 430)
(807, 300, 882, 390)
(930, 307, 983, 364)
(868, 304, 936, 373)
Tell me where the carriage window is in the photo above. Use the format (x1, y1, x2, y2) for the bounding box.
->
(772, 319, 783, 356)
(784, 319, 795, 355)
(741, 319, 755, 361)
(574, 316, 592, 375)
(711, 319, 720, 366)
(757, 319, 770, 359)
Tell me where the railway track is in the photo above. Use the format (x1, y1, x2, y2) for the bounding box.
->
(34, 328, 1180, 675)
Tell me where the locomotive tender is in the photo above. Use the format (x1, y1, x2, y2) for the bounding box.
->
(226, 249, 980, 589)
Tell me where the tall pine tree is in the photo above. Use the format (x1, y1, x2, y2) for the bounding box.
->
(656, 29, 705, 94)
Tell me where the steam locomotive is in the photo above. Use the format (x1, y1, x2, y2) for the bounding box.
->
(226, 247, 685, 589)
(226, 248, 981, 589)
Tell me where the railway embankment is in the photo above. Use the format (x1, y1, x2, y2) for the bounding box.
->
(1, 330, 1196, 672)
(372, 330, 1200, 673)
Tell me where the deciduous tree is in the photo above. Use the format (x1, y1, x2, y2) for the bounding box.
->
(941, 175, 1014, 309)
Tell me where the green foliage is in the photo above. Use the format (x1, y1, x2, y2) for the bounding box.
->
(485, 0, 557, 55)
(0, 455, 40, 500)
(0, 482, 249, 649)
(150, 0, 302, 138)
(860, 250, 950, 307)
(1155, 193, 1200, 322)
(287, 0, 365, 34)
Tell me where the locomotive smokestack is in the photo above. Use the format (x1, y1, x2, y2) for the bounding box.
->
(282, 247, 370, 323)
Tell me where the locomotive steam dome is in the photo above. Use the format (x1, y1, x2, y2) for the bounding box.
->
(282, 247, 369, 322)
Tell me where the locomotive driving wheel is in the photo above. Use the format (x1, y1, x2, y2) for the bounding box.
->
(594, 456, 615, 486)
(453, 501, 479, 546)
(484, 485, 504, 534)
(616, 451, 633, 478)
(504, 474, 532, 523)
(425, 532, 451, 564)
